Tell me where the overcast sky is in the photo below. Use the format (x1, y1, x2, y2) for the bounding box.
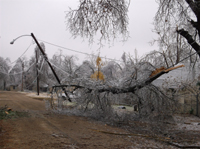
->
(0, 0, 159, 64)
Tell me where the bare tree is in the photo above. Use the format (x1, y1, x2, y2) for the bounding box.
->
(102, 61, 122, 81)
(155, 0, 200, 58)
(50, 53, 79, 84)
(65, 0, 129, 46)
(0, 57, 11, 90)
(66, 0, 200, 58)
(9, 57, 29, 91)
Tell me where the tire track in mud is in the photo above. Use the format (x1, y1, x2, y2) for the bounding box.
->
(38, 114, 79, 146)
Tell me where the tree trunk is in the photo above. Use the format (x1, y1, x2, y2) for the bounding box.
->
(177, 29, 200, 58)
(3, 80, 6, 90)
(54, 65, 184, 95)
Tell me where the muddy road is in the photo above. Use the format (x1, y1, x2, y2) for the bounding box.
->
(0, 91, 193, 149)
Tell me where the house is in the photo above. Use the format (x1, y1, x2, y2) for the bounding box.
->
(9, 84, 19, 91)
(39, 83, 49, 92)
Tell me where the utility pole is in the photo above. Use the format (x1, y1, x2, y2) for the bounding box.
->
(3, 80, 6, 90)
(30, 33, 71, 102)
(21, 61, 24, 91)
(36, 49, 39, 95)
(197, 94, 199, 117)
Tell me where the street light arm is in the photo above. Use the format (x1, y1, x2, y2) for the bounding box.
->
(10, 34, 31, 44)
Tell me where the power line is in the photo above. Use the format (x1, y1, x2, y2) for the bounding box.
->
(4, 40, 34, 75)
(178, 51, 198, 64)
(10, 40, 33, 65)
(0, 62, 36, 76)
(24, 73, 39, 90)
(7, 36, 199, 75)
(38, 39, 123, 62)
(49, 61, 69, 75)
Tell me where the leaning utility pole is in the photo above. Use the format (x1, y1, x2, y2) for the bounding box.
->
(30, 33, 71, 102)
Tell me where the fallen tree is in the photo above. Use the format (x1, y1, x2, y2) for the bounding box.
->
(53, 65, 184, 96)
(51, 63, 184, 119)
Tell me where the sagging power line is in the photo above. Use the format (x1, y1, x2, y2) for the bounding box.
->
(38, 39, 123, 62)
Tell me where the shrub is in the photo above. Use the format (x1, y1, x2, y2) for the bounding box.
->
(0, 105, 29, 120)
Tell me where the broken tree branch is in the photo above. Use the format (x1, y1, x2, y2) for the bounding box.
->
(53, 65, 184, 95)
(164, 65, 185, 72)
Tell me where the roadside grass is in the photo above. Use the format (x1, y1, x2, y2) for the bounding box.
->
(0, 106, 29, 120)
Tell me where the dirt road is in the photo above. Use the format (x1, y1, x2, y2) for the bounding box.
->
(0, 91, 180, 148)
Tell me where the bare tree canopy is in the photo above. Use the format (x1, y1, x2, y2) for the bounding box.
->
(65, 0, 129, 45)
(155, 0, 200, 57)
(0, 57, 11, 90)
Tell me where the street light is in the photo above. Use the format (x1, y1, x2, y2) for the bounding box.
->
(10, 34, 36, 94)
(10, 33, 71, 102)
(10, 34, 31, 44)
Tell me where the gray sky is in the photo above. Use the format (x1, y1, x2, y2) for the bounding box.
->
(0, 0, 158, 64)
